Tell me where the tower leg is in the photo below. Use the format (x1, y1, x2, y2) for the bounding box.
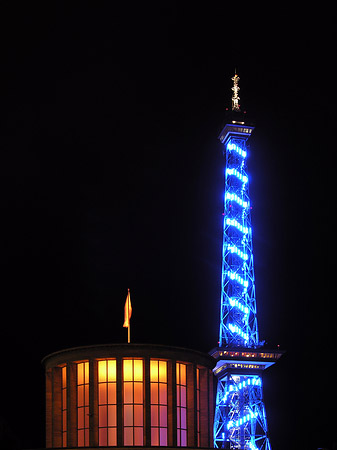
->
(214, 374, 271, 450)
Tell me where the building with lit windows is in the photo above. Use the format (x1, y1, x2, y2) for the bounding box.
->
(42, 343, 215, 449)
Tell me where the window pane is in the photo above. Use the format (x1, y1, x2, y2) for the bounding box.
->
(108, 360, 116, 382)
(98, 360, 106, 382)
(78, 408, 84, 429)
(108, 383, 116, 404)
(134, 360, 143, 381)
(134, 382, 143, 404)
(85, 429, 89, 446)
(77, 364, 84, 385)
(151, 383, 158, 403)
(134, 405, 143, 427)
(159, 383, 167, 405)
(123, 360, 133, 381)
(124, 382, 133, 404)
(62, 389, 67, 407)
(62, 431, 67, 448)
(108, 427, 117, 446)
(99, 405, 107, 428)
(78, 385, 84, 407)
(62, 366, 67, 386)
(84, 406, 89, 428)
(181, 408, 187, 429)
(181, 429, 187, 446)
(124, 405, 133, 426)
(78, 429, 84, 447)
(99, 383, 107, 405)
(160, 406, 167, 427)
(108, 405, 116, 427)
(150, 360, 158, 382)
(176, 363, 180, 385)
(181, 386, 187, 407)
(159, 361, 167, 382)
(84, 384, 89, 405)
(151, 405, 159, 426)
(62, 410, 67, 430)
(134, 427, 143, 445)
(151, 427, 159, 446)
(84, 362, 89, 384)
(180, 364, 186, 385)
(160, 427, 167, 446)
(124, 427, 133, 446)
(99, 428, 107, 446)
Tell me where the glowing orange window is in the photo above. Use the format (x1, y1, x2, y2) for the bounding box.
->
(61, 366, 67, 448)
(150, 360, 168, 446)
(98, 360, 117, 447)
(176, 363, 187, 447)
(123, 359, 144, 446)
(77, 362, 89, 447)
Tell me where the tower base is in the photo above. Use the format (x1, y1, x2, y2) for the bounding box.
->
(210, 347, 283, 450)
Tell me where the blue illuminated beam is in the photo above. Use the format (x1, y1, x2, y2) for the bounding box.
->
(227, 244, 249, 261)
(227, 142, 247, 158)
(225, 192, 249, 208)
(225, 218, 250, 234)
(226, 167, 248, 184)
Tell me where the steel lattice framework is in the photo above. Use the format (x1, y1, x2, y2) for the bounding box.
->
(219, 134, 258, 349)
(212, 74, 282, 450)
(213, 369, 271, 450)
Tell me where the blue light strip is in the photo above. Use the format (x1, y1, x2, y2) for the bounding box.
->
(227, 271, 248, 288)
(226, 167, 248, 184)
(228, 323, 249, 341)
(227, 410, 259, 430)
(225, 218, 250, 234)
(225, 192, 249, 208)
(249, 443, 259, 450)
(229, 297, 249, 314)
(224, 377, 263, 431)
(227, 142, 247, 158)
(227, 244, 248, 261)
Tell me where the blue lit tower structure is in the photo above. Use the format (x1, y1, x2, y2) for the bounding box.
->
(211, 73, 283, 450)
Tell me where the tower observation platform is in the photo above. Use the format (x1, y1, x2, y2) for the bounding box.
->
(212, 73, 283, 450)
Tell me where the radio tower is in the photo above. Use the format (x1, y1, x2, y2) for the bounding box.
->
(211, 73, 283, 450)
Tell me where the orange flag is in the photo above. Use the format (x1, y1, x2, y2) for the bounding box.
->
(123, 289, 132, 328)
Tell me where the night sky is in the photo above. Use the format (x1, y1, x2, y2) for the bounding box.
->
(1, 3, 336, 450)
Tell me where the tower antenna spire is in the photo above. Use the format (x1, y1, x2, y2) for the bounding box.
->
(231, 71, 240, 112)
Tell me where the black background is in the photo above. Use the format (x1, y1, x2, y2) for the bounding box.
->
(0, 3, 336, 450)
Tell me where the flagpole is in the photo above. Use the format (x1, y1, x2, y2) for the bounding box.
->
(127, 288, 131, 343)
(123, 288, 132, 343)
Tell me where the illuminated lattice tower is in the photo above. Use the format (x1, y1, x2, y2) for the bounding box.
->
(211, 73, 283, 450)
